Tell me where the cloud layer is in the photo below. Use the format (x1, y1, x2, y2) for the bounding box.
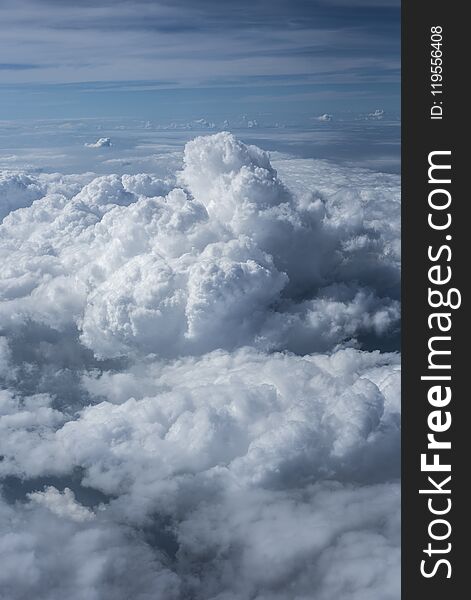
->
(0, 132, 400, 358)
(0, 132, 400, 599)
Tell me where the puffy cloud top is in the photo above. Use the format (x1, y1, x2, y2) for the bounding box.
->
(0, 133, 400, 599)
(0, 171, 45, 220)
(0, 132, 400, 360)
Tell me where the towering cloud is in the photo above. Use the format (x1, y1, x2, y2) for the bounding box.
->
(0, 133, 400, 599)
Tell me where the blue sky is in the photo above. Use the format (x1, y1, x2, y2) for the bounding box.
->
(0, 0, 400, 121)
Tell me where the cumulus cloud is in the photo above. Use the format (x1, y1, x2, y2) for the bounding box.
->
(1, 347, 400, 485)
(0, 132, 400, 599)
(1, 348, 400, 599)
(0, 132, 399, 360)
(367, 109, 385, 120)
(0, 171, 45, 220)
(27, 486, 95, 522)
(85, 137, 112, 148)
(0, 494, 180, 600)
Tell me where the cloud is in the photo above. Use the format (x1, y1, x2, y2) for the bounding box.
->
(1, 347, 400, 598)
(1, 346, 400, 485)
(0, 0, 399, 95)
(27, 486, 95, 522)
(0, 133, 399, 360)
(0, 493, 181, 600)
(367, 109, 385, 120)
(0, 133, 400, 598)
(175, 481, 400, 600)
(316, 113, 333, 121)
(0, 171, 45, 220)
(85, 137, 112, 148)
(0, 347, 400, 599)
(0, 63, 41, 71)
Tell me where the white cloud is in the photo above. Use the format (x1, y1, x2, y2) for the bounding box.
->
(0, 347, 400, 598)
(0, 133, 399, 360)
(28, 486, 95, 522)
(85, 137, 112, 148)
(0, 171, 45, 220)
(1, 347, 400, 485)
(367, 109, 385, 120)
(0, 133, 400, 598)
(0, 494, 180, 600)
(175, 482, 400, 600)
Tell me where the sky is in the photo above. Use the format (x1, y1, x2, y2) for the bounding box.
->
(1, 3, 401, 597)
(0, 0, 400, 121)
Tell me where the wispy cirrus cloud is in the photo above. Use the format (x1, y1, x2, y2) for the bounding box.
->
(0, 63, 42, 70)
(0, 0, 399, 85)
